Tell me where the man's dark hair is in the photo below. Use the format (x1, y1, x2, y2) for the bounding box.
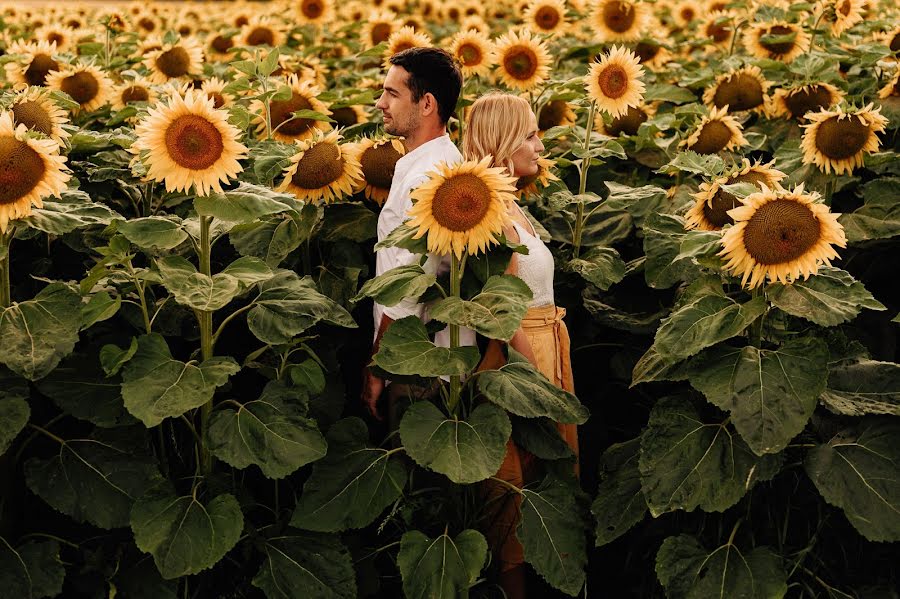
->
(389, 47, 463, 125)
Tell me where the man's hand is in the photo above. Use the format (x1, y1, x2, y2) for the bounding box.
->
(361, 367, 385, 421)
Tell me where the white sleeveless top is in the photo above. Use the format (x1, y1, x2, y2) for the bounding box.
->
(511, 210, 555, 308)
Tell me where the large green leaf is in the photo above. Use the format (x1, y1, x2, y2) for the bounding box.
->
(400, 402, 510, 484)
(24, 426, 162, 529)
(117, 216, 188, 251)
(767, 268, 886, 326)
(642, 213, 720, 289)
(685, 337, 829, 455)
(20, 190, 121, 234)
(0, 395, 29, 456)
(511, 416, 574, 461)
(430, 275, 532, 342)
(0, 283, 82, 380)
(208, 382, 327, 479)
(194, 182, 296, 224)
(655, 534, 787, 599)
(477, 359, 589, 424)
(519, 480, 588, 596)
(131, 484, 243, 579)
(252, 531, 357, 599)
(157, 256, 242, 312)
(592, 439, 647, 547)
(351, 264, 436, 307)
(0, 539, 65, 599)
(838, 177, 900, 242)
(820, 359, 900, 417)
(229, 204, 321, 267)
(219, 256, 275, 287)
(805, 418, 900, 542)
(565, 247, 626, 291)
(248, 271, 357, 345)
(604, 182, 669, 232)
(291, 418, 407, 532)
(372, 316, 481, 377)
(652, 295, 767, 360)
(398, 529, 487, 599)
(121, 334, 240, 427)
(639, 397, 781, 516)
(81, 290, 121, 329)
(321, 203, 377, 242)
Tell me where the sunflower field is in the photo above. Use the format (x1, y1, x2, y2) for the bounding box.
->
(1, 0, 899, 597)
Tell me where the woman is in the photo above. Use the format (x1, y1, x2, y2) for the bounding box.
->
(464, 91, 579, 598)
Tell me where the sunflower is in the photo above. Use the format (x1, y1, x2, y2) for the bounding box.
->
(144, 37, 204, 83)
(448, 29, 495, 78)
(0, 112, 70, 233)
(44, 64, 113, 114)
(800, 104, 888, 175)
(459, 15, 491, 36)
(596, 102, 655, 136)
(276, 130, 363, 203)
(686, 159, 786, 231)
(407, 156, 517, 258)
(538, 99, 577, 133)
(493, 29, 552, 92)
(134, 11, 160, 36)
(699, 11, 735, 48)
(515, 155, 560, 198)
(632, 40, 672, 70)
(672, 0, 701, 28)
(206, 33, 236, 62)
(131, 90, 248, 196)
(383, 26, 432, 67)
(250, 75, 331, 143)
(7, 87, 70, 147)
(681, 105, 748, 154)
(296, 0, 335, 26)
(239, 16, 286, 48)
(881, 25, 900, 53)
(822, 0, 864, 36)
(769, 83, 843, 120)
(199, 77, 233, 109)
(585, 45, 646, 118)
(111, 78, 158, 112)
(523, 0, 569, 36)
(330, 104, 368, 128)
(3, 40, 61, 88)
(878, 71, 900, 100)
(719, 184, 846, 289)
(590, 0, 651, 42)
(361, 11, 401, 48)
(744, 21, 809, 62)
(32, 26, 77, 53)
(703, 65, 769, 113)
(352, 136, 406, 204)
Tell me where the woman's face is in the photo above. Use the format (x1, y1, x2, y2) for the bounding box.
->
(509, 111, 544, 178)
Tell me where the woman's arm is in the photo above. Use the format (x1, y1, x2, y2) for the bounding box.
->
(503, 224, 539, 365)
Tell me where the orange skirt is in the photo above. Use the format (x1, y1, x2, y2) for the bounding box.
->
(480, 304, 579, 572)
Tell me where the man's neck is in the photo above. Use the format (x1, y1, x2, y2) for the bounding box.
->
(403, 125, 447, 154)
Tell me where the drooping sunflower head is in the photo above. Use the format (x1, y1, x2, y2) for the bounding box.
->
(383, 26, 432, 67)
(0, 111, 71, 233)
(744, 20, 810, 62)
(250, 75, 332, 143)
(330, 104, 368, 128)
(44, 63, 113, 115)
(111, 77, 158, 113)
(144, 37, 204, 83)
(7, 87, 71, 147)
(686, 159, 786, 231)
(878, 71, 900, 100)
(523, 0, 569, 36)
(590, 0, 651, 42)
(585, 44, 646, 118)
(131, 89, 248, 196)
(703, 65, 770, 113)
(493, 29, 553, 92)
(632, 39, 672, 70)
(239, 16, 286, 48)
(881, 25, 900, 53)
(351, 136, 406, 204)
(822, 0, 864, 36)
(699, 11, 735, 48)
(800, 104, 888, 175)
(515, 155, 560, 199)
(769, 82, 843, 120)
(206, 32, 237, 62)
(276, 130, 363, 204)
(681, 105, 749, 154)
(361, 10, 401, 48)
(407, 156, 517, 258)
(295, 0, 335, 26)
(538, 99, 577, 133)
(595, 102, 655, 136)
(719, 183, 846, 288)
(3, 40, 61, 88)
(449, 29, 495, 78)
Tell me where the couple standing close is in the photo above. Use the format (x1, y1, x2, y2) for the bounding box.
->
(360, 47, 579, 598)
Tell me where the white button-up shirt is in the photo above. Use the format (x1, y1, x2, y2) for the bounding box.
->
(373, 134, 476, 350)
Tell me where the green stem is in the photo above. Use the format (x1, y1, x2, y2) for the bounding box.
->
(488, 476, 523, 495)
(750, 285, 767, 348)
(212, 302, 255, 349)
(573, 101, 597, 259)
(0, 228, 11, 308)
(197, 215, 215, 475)
(447, 253, 462, 415)
(808, 11, 826, 53)
(27, 423, 65, 445)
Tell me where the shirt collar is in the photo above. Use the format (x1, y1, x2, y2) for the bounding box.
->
(394, 134, 453, 172)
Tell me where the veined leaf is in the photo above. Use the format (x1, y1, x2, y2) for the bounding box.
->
(398, 529, 487, 599)
(81, 290, 121, 329)
(820, 359, 900, 417)
(291, 418, 407, 532)
(351, 264, 436, 307)
(805, 418, 900, 542)
(117, 216, 188, 251)
(157, 256, 242, 312)
(400, 402, 510, 484)
(252, 531, 357, 599)
(20, 190, 121, 234)
(322, 203, 377, 242)
(194, 183, 297, 224)
(639, 397, 781, 516)
(477, 361, 589, 424)
(565, 247, 626, 291)
(430, 275, 532, 342)
(655, 534, 787, 599)
(767, 267, 885, 326)
(219, 256, 275, 287)
(131, 484, 243, 579)
(592, 439, 647, 547)
(0, 395, 29, 456)
(839, 177, 900, 242)
(0, 539, 65, 599)
(24, 426, 162, 529)
(511, 416, 574, 461)
(373, 316, 480, 377)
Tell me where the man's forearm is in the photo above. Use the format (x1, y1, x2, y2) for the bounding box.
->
(370, 314, 395, 363)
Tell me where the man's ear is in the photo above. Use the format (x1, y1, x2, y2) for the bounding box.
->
(420, 92, 437, 117)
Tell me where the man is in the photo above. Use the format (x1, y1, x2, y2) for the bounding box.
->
(362, 47, 472, 420)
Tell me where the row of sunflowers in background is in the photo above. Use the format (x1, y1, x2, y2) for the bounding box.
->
(1, 0, 898, 597)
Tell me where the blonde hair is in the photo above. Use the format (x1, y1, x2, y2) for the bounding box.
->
(462, 91, 534, 176)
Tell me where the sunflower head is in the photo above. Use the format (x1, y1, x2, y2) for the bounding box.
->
(590, 0, 650, 42)
(686, 159, 786, 231)
(524, 0, 569, 36)
(407, 156, 517, 258)
(239, 17, 285, 48)
(353, 136, 406, 204)
(800, 104, 888, 175)
(515, 155, 560, 199)
(538, 99, 576, 132)
(824, 0, 864, 36)
(144, 37, 204, 83)
(251, 76, 332, 143)
(277, 130, 363, 203)
(296, 0, 334, 25)
(770, 83, 843, 120)
(44, 64, 113, 114)
(744, 21, 809, 62)
(719, 184, 846, 288)
(682, 105, 749, 154)
(493, 29, 552, 92)
(703, 65, 769, 113)
(4, 40, 61, 87)
(585, 45, 646, 118)
(449, 29, 495, 78)
(633, 40, 672, 70)
(383, 26, 432, 67)
(597, 103, 654, 136)
(330, 104, 368, 128)
(361, 10, 401, 47)
(8, 87, 71, 146)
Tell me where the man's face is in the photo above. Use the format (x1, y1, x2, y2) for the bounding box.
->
(375, 65, 421, 138)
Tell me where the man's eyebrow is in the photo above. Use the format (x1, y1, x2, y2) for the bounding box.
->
(383, 85, 400, 94)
